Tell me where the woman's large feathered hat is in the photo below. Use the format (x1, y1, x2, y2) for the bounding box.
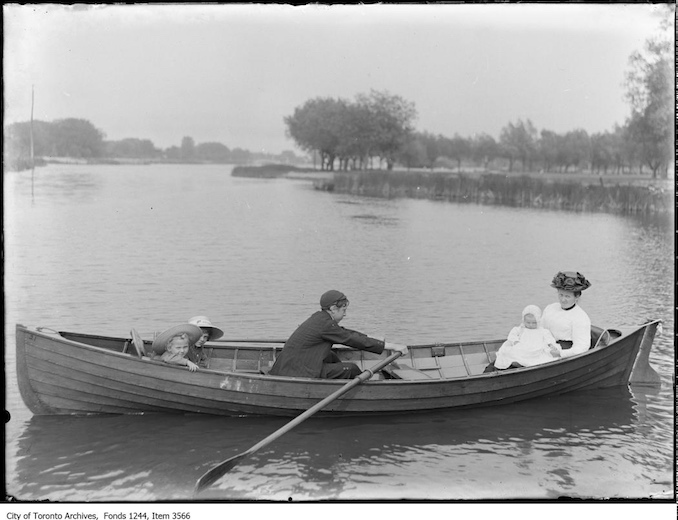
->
(550, 271, 591, 292)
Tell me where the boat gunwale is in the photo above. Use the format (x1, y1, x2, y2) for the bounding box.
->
(21, 321, 658, 387)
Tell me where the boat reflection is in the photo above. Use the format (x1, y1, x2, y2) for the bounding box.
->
(8, 386, 658, 501)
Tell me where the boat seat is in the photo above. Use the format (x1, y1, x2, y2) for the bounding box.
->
(130, 328, 148, 358)
(382, 364, 435, 380)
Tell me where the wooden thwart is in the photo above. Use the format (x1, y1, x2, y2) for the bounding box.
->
(383, 364, 435, 380)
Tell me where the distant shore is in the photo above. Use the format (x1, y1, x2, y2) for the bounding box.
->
(14, 160, 671, 215)
(9, 156, 312, 170)
(232, 164, 673, 215)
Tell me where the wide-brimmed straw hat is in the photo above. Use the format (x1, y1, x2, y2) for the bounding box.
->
(151, 324, 204, 355)
(550, 271, 591, 292)
(188, 316, 224, 340)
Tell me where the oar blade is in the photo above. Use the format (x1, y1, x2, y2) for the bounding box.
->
(194, 451, 249, 495)
(193, 351, 404, 494)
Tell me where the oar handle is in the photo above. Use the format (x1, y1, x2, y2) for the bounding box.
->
(210, 338, 288, 344)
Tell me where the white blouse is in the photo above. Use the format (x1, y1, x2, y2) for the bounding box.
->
(541, 302, 591, 358)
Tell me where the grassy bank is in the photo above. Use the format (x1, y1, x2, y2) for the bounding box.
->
(328, 170, 672, 214)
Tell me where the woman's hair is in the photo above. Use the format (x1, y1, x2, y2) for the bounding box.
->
(557, 289, 582, 298)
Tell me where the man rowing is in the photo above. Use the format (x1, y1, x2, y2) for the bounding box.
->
(268, 290, 408, 379)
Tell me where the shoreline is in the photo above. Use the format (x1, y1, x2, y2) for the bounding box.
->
(12, 160, 672, 215)
(326, 169, 673, 215)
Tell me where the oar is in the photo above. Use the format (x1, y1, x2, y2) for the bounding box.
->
(211, 338, 288, 343)
(193, 350, 403, 495)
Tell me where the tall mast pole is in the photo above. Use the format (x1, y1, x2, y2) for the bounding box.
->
(30, 84, 35, 167)
(30, 85, 35, 201)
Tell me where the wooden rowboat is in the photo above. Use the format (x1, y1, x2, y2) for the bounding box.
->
(15, 321, 661, 417)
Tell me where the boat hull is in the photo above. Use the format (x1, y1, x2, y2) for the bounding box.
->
(15, 321, 661, 417)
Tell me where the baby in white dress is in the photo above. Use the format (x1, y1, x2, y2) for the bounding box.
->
(494, 305, 561, 369)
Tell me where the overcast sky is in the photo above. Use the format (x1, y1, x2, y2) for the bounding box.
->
(3, 3, 670, 154)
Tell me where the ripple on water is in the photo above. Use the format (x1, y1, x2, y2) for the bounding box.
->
(4, 165, 674, 501)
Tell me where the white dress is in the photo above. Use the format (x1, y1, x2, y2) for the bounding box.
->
(494, 326, 559, 369)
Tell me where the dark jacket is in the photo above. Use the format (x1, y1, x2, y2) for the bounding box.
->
(187, 344, 208, 367)
(268, 311, 385, 378)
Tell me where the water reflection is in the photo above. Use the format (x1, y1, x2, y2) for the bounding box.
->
(198, 387, 670, 500)
(9, 169, 104, 205)
(10, 386, 671, 502)
(350, 214, 400, 226)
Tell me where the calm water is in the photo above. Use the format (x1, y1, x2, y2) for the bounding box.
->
(3, 163, 675, 501)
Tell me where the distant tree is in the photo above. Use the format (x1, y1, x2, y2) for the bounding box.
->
(440, 134, 471, 171)
(164, 146, 181, 161)
(280, 150, 299, 164)
(416, 132, 442, 170)
(284, 97, 347, 170)
(607, 125, 629, 175)
(623, 6, 673, 178)
(105, 138, 160, 158)
(396, 133, 428, 170)
(560, 129, 591, 172)
(195, 141, 230, 162)
(470, 133, 499, 170)
(51, 118, 105, 158)
(590, 132, 615, 175)
(538, 129, 561, 173)
(180, 136, 196, 161)
(500, 119, 539, 172)
(230, 147, 252, 165)
(499, 124, 519, 172)
(335, 101, 376, 170)
(354, 89, 417, 170)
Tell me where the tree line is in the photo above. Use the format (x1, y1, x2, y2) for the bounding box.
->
(284, 10, 672, 179)
(3, 119, 305, 171)
(397, 119, 665, 177)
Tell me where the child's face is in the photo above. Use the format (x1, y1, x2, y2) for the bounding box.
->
(523, 314, 538, 329)
(195, 330, 210, 348)
(167, 337, 189, 356)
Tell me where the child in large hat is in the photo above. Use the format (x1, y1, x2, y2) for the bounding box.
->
(186, 316, 224, 367)
(151, 324, 204, 371)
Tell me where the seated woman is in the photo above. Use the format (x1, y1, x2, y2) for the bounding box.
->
(491, 305, 560, 371)
(541, 271, 592, 358)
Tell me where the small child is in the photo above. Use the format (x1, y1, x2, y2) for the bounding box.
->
(160, 333, 199, 372)
(186, 316, 225, 368)
(494, 305, 560, 370)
